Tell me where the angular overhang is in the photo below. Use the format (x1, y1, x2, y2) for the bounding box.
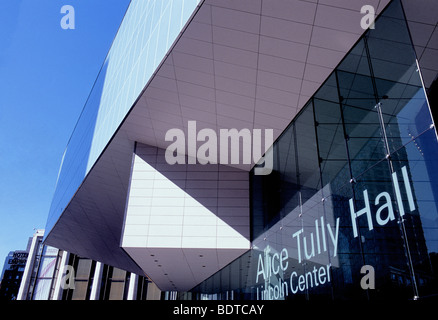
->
(44, 0, 438, 291)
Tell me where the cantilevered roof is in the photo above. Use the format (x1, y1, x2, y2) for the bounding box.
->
(44, 0, 437, 286)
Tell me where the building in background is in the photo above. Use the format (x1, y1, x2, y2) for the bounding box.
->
(42, 0, 438, 300)
(0, 245, 30, 300)
(17, 229, 162, 300)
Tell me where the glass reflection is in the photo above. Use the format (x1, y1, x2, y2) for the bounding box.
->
(191, 0, 438, 301)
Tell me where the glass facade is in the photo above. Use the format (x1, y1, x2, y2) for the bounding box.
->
(17, 230, 159, 301)
(45, 0, 202, 237)
(62, 255, 96, 300)
(27, 244, 61, 300)
(99, 265, 129, 300)
(191, 0, 438, 300)
(61, 254, 155, 300)
(0, 251, 28, 300)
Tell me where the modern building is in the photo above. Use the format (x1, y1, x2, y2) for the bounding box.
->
(0, 247, 29, 300)
(42, 0, 438, 300)
(17, 229, 162, 300)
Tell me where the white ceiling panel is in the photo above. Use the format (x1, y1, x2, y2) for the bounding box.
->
(175, 66, 215, 88)
(46, 0, 438, 290)
(205, 0, 262, 14)
(319, 0, 380, 11)
(213, 44, 259, 68)
(174, 37, 213, 59)
(183, 21, 213, 42)
(215, 76, 256, 97)
(213, 60, 258, 83)
(257, 70, 302, 94)
(211, 5, 260, 33)
(212, 26, 259, 52)
(262, 0, 317, 24)
(259, 36, 309, 62)
(314, 4, 364, 35)
(303, 63, 333, 83)
(260, 15, 313, 44)
(255, 99, 297, 119)
(307, 45, 348, 69)
(258, 53, 305, 78)
(310, 25, 359, 52)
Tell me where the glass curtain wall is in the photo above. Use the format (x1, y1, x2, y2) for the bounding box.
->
(99, 266, 129, 300)
(191, 0, 438, 300)
(61, 254, 154, 300)
(63, 255, 96, 300)
(29, 245, 60, 300)
(45, 0, 202, 239)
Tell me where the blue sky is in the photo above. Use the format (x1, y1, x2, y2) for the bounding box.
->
(0, 0, 130, 263)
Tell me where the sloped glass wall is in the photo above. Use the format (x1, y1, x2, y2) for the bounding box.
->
(191, 0, 438, 300)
